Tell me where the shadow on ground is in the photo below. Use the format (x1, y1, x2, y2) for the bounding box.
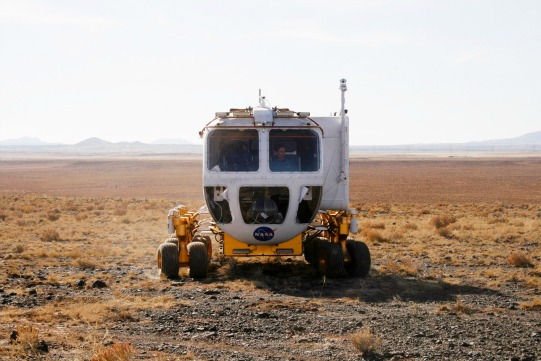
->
(206, 258, 503, 303)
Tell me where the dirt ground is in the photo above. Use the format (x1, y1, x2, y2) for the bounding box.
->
(1, 156, 540, 203)
(0, 155, 540, 360)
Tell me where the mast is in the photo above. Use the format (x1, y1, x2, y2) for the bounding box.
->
(339, 78, 348, 183)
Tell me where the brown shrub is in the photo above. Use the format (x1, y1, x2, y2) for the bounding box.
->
(13, 324, 40, 355)
(113, 208, 127, 216)
(488, 217, 508, 224)
(437, 227, 453, 239)
(75, 213, 88, 221)
(16, 219, 29, 227)
(430, 215, 457, 229)
(361, 221, 385, 230)
(40, 229, 60, 242)
(91, 342, 135, 361)
(47, 212, 61, 221)
(76, 258, 97, 269)
(507, 253, 534, 268)
(351, 327, 382, 356)
(361, 229, 387, 243)
(13, 244, 25, 253)
(403, 223, 418, 230)
(438, 297, 477, 314)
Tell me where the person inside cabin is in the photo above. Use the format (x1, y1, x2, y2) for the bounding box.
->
(270, 144, 298, 172)
(220, 140, 252, 171)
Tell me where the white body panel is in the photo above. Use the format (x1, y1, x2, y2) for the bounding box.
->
(314, 116, 349, 210)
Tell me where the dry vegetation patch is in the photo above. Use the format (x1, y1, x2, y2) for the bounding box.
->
(350, 327, 382, 356)
(0, 157, 540, 359)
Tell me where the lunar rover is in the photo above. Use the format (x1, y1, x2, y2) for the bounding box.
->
(157, 79, 371, 278)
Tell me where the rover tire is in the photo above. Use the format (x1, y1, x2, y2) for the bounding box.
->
(304, 236, 325, 264)
(316, 241, 345, 278)
(345, 239, 371, 277)
(193, 235, 213, 261)
(166, 236, 178, 246)
(188, 241, 209, 278)
(157, 242, 179, 279)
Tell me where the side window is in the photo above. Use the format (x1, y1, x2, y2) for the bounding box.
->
(207, 129, 259, 172)
(269, 130, 319, 172)
(204, 186, 232, 224)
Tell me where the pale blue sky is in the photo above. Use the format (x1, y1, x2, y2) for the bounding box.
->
(1, 0, 539, 145)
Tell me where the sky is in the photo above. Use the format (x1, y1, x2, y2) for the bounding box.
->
(0, 0, 540, 146)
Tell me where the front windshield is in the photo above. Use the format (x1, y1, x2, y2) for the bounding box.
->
(269, 129, 319, 172)
(207, 129, 259, 172)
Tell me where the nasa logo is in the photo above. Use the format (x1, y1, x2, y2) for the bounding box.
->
(253, 227, 275, 241)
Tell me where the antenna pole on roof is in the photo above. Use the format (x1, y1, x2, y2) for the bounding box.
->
(339, 78, 348, 184)
(259, 89, 266, 107)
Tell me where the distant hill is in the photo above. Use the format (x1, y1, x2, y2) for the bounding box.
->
(151, 138, 191, 145)
(350, 130, 541, 154)
(0, 137, 51, 146)
(117, 141, 147, 146)
(75, 137, 113, 147)
(475, 131, 541, 145)
(1, 131, 539, 156)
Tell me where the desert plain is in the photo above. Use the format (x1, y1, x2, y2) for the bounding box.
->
(0, 155, 540, 360)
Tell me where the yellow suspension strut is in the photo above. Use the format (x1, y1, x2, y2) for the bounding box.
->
(338, 209, 358, 263)
(168, 205, 196, 266)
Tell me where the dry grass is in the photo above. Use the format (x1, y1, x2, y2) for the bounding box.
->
(361, 221, 386, 229)
(430, 215, 457, 229)
(12, 324, 40, 355)
(437, 297, 478, 315)
(350, 327, 382, 356)
(520, 298, 541, 311)
(40, 228, 61, 242)
(507, 253, 534, 268)
(361, 229, 388, 243)
(91, 343, 135, 361)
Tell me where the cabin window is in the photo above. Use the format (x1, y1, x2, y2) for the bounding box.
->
(207, 129, 259, 171)
(269, 130, 319, 172)
(239, 186, 289, 224)
(204, 186, 232, 224)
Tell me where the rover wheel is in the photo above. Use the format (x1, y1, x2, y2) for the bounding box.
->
(345, 239, 371, 277)
(304, 236, 326, 265)
(193, 235, 213, 261)
(157, 242, 179, 279)
(166, 236, 178, 246)
(316, 241, 345, 278)
(188, 241, 209, 278)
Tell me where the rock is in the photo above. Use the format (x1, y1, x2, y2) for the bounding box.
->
(257, 312, 271, 319)
(76, 279, 86, 288)
(36, 339, 49, 353)
(204, 290, 220, 295)
(92, 279, 107, 288)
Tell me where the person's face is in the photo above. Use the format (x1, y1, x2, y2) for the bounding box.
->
(277, 147, 286, 159)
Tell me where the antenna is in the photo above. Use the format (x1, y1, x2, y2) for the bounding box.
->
(339, 78, 348, 183)
(259, 89, 267, 107)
